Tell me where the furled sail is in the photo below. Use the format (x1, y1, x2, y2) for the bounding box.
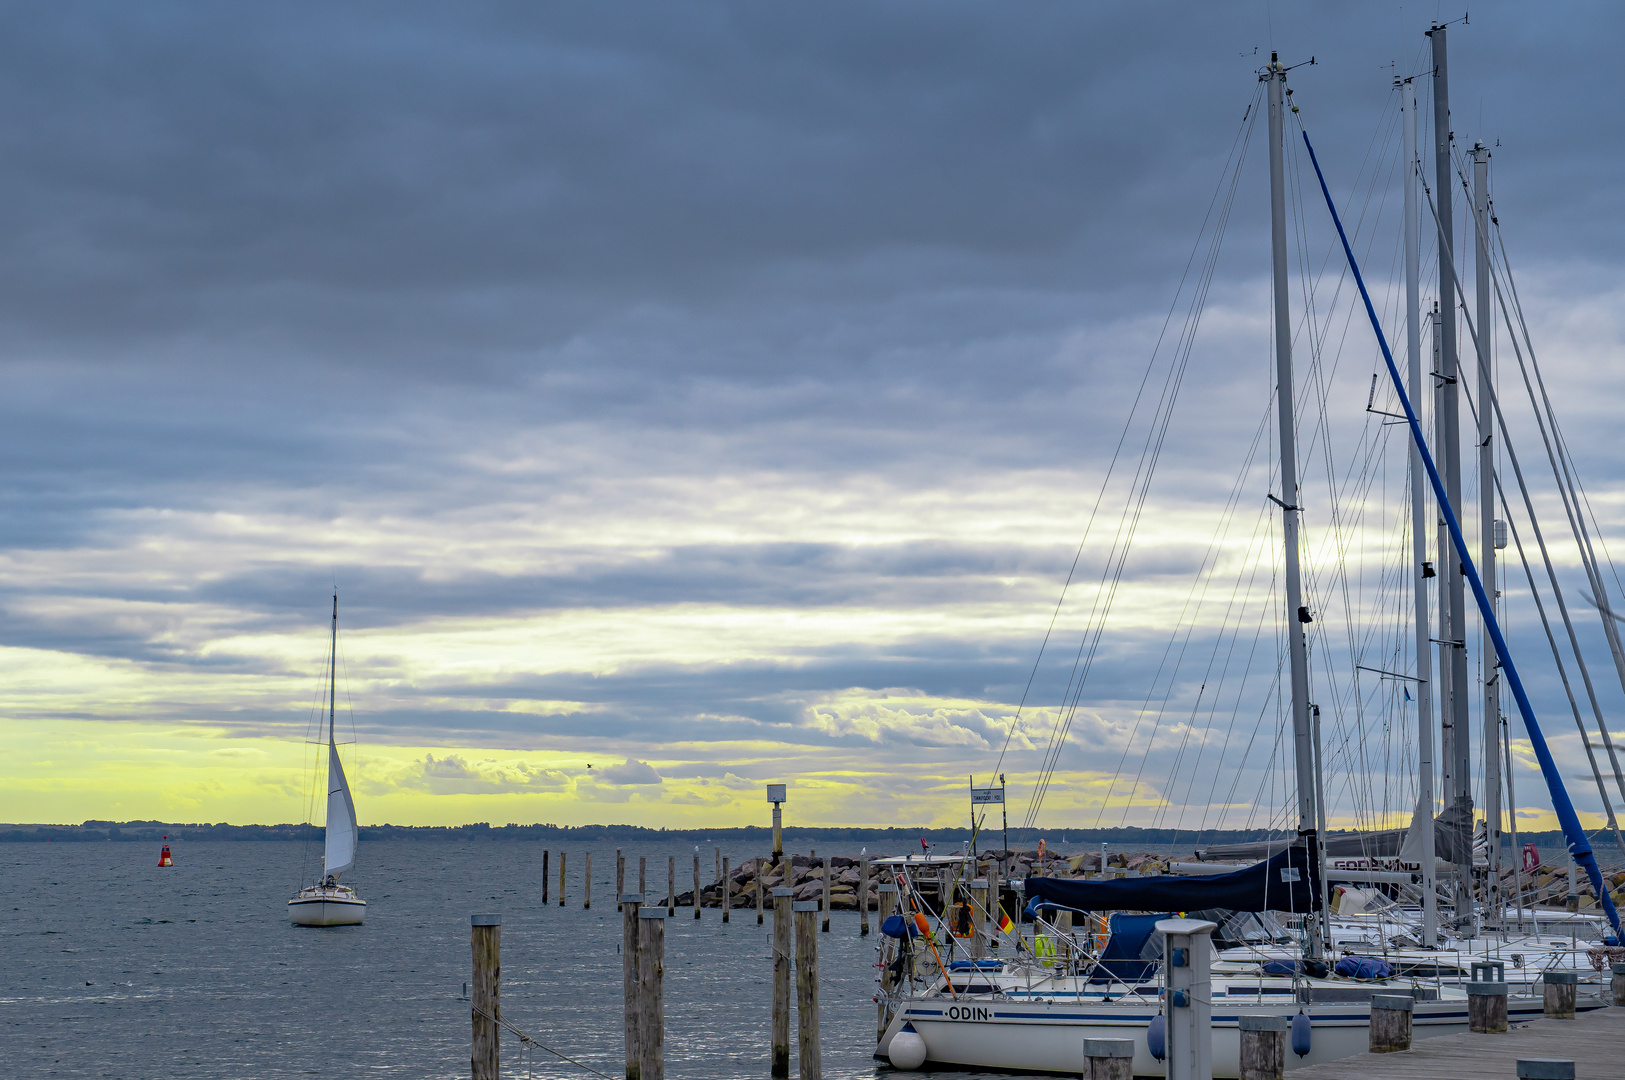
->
(324, 739, 358, 879)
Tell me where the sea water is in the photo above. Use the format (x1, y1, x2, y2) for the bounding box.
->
(0, 838, 986, 1079)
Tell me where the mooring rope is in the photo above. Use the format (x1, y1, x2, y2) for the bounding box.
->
(472, 1006, 618, 1080)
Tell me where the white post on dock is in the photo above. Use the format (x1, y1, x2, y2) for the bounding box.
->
(793, 899, 822, 1080)
(471, 913, 501, 1080)
(637, 909, 667, 1080)
(622, 893, 643, 1080)
(768, 784, 786, 860)
(1156, 917, 1216, 1080)
(771, 886, 794, 1078)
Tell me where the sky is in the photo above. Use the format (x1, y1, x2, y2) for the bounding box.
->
(5, 2, 1625, 836)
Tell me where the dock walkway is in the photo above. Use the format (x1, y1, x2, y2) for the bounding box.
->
(1288, 1003, 1622, 1078)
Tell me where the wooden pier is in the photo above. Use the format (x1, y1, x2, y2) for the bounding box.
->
(1289, 1004, 1623, 1079)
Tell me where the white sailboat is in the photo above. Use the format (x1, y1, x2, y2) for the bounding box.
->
(289, 593, 366, 927)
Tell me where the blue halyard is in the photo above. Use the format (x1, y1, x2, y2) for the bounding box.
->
(1299, 124, 1622, 940)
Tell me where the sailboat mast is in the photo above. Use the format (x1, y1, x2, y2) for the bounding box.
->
(1428, 22, 1475, 925)
(329, 592, 338, 748)
(1265, 54, 1322, 960)
(1474, 143, 1503, 924)
(1401, 76, 1438, 947)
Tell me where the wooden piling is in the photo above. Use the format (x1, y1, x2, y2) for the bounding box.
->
(821, 857, 831, 933)
(637, 910, 667, 1080)
(1469, 981, 1509, 1034)
(715, 847, 722, 885)
(723, 856, 731, 923)
(969, 878, 988, 959)
(1238, 1014, 1286, 1080)
(693, 854, 701, 919)
(471, 913, 501, 1080)
(542, 849, 550, 904)
(772, 887, 793, 1078)
(617, 849, 625, 911)
(585, 852, 593, 909)
(1612, 962, 1625, 1007)
(1370, 994, 1414, 1053)
(558, 851, 567, 907)
(667, 856, 676, 916)
(1083, 1038, 1135, 1080)
(793, 899, 822, 1080)
(858, 858, 870, 936)
(622, 893, 644, 1080)
(988, 858, 1001, 943)
(639, 856, 647, 897)
(877, 882, 898, 1042)
(1543, 971, 1578, 1019)
(756, 858, 764, 924)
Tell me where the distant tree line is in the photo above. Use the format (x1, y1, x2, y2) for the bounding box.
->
(0, 819, 1575, 849)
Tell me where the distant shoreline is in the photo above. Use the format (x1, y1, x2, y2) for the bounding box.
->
(0, 819, 1573, 850)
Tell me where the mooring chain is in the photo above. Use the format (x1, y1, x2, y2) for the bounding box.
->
(472, 1005, 618, 1080)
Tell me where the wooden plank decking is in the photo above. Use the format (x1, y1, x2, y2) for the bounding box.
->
(1288, 1003, 1622, 1078)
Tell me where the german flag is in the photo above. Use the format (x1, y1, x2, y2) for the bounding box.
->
(997, 910, 1015, 936)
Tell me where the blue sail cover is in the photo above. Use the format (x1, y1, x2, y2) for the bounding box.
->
(1022, 845, 1320, 914)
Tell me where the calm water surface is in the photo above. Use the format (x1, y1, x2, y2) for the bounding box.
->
(2, 838, 1022, 1079)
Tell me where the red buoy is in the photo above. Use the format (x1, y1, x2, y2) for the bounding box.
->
(158, 844, 173, 867)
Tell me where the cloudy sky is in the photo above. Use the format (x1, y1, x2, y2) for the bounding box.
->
(5, 2, 1625, 834)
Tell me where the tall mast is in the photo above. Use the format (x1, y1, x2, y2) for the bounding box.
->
(329, 593, 338, 748)
(1265, 54, 1322, 960)
(1428, 22, 1475, 924)
(1474, 142, 1503, 923)
(1401, 76, 1438, 947)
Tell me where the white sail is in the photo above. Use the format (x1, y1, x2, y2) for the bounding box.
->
(323, 738, 358, 879)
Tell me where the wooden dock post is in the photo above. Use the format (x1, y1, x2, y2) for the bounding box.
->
(1468, 980, 1509, 1034)
(715, 847, 722, 885)
(637, 909, 667, 1080)
(542, 850, 550, 904)
(585, 852, 593, 909)
(1543, 971, 1578, 1019)
(639, 856, 646, 897)
(772, 887, 793, 1078)
(667, 856, 676, 916)
(793, 900, 822, 1080)
(1238, 1015, 1286, 1080)
(1083, 1038, 1135, 1080)
(876, 883, 898, 1042)
(693, 854, 701, 919)
(968, 878, 988, 959)
(1369, 994, 1414, 1052)
(988, 858, 1001, 944)
(820, 857, 831, 933)
(622, 893, 644, 1080)
(470, 913, 501, 1080)
(722, 856, 731, 923)
(858, 858, 870, 936)
(617, 850, 626, 911)
(1612, 962, 1625, 1006)
(558, 851, 566, 907)
(756, 859, 764, 924)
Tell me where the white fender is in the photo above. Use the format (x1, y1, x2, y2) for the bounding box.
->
(888, 1027, 928, 1070)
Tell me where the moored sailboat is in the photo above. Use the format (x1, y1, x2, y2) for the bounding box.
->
(289, 593, 366, 927)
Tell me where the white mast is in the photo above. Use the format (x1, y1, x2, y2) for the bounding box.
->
(1265, 53, 1322, 960)
(323, 593, 358, 881)
(1401, 76, 1438, 946)
(1474, 142, 1503, 923)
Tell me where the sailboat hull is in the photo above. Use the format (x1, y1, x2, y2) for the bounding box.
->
(877, 993, 1600, 1076)
(289, 887, 366, 927)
